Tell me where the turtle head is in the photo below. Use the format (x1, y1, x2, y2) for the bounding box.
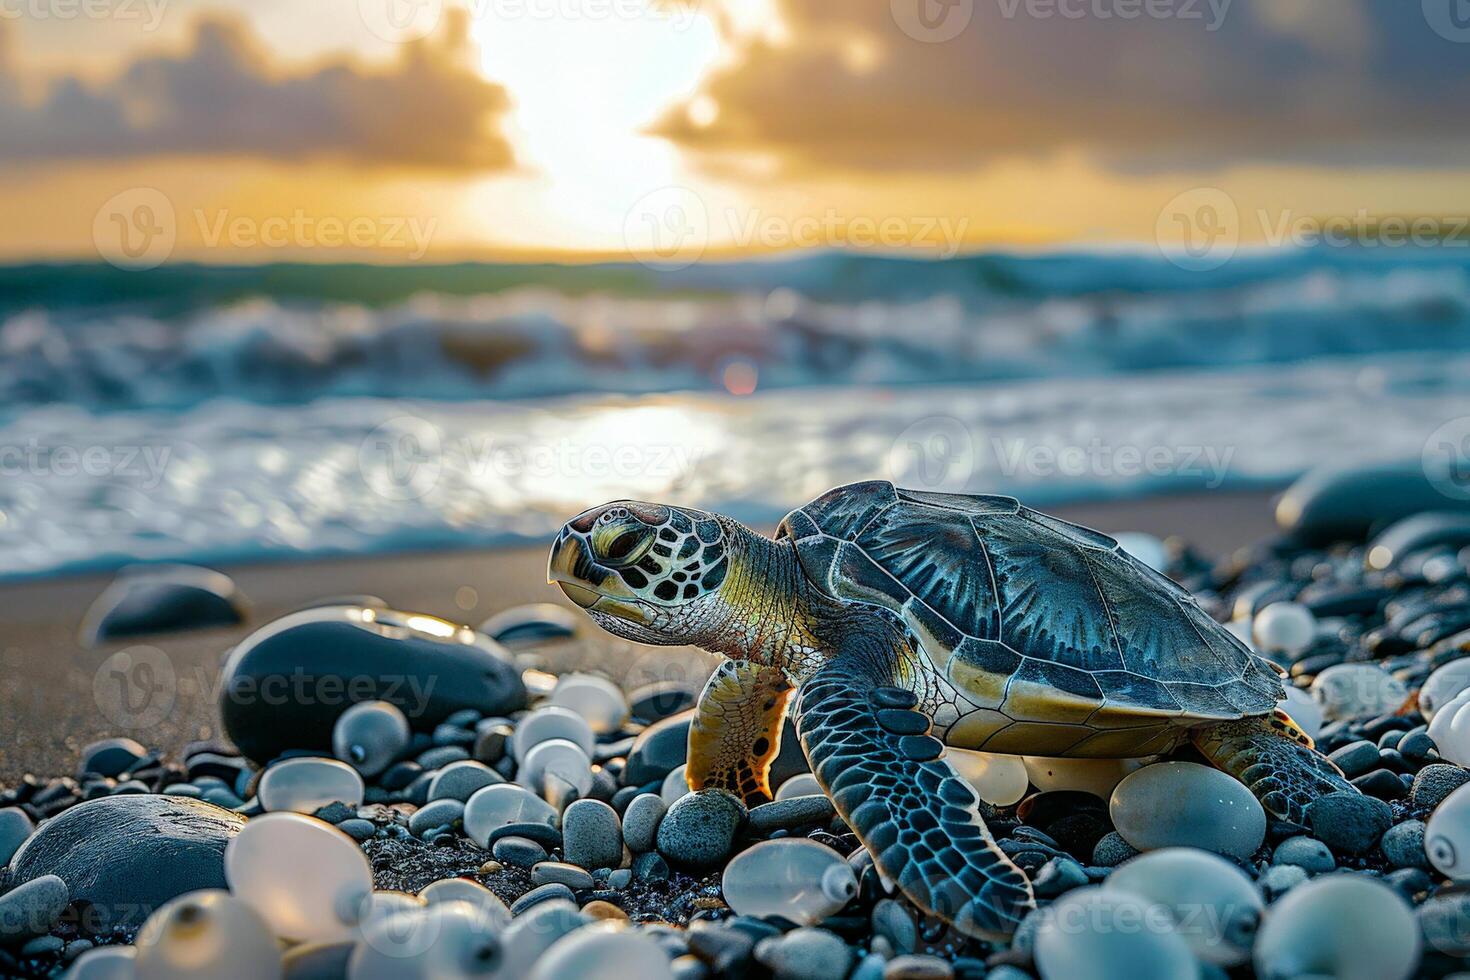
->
(548, 500, 732, 645)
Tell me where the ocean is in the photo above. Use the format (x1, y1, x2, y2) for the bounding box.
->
(0, 247, 1467, 580)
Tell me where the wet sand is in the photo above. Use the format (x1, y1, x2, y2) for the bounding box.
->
(0, 487, 1281, 784)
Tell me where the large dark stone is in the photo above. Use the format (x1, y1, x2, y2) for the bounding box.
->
(1276, 464, 1470, 546)
(623, 710, 808, 790)
(81, 565, 245, 645)
(219, 606, 526, 763)
(3, 796, 246, 934)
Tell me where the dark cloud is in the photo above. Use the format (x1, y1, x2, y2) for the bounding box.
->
(654, 0, 1470, 174)
(0, 10, 515, 169)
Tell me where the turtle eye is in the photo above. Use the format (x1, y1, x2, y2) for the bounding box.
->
(590, 517, 655, 568)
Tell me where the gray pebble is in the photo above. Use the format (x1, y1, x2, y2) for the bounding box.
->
(883, 954, 954, 980)
(408, 799, 464, 839)
(622, 793, 667, 853)
(1031, 856, 1088, 898)
(563, 799, 623, 871)
(79, 738, 147, 778)
(1259, 863, 1307, 900)
(338, 819, 377, 842)
(493, 835, 547, 868)
(416, 745, 470, 770)
(1380, 820, 1428, 870)
(657, 790, 745, 871)
(1272, 836, 1335, 873)
(531, 861, 595, 890)
(0, 874, 69, 942)
(755, 927, 853, 980)
(871, 899, 916, 955)
(748, 795, 837, 834)
(427, 761, 503, 803)
(1305, 792, 1393, 855)
(1090, 831, 1138, 867)
(1329, 740, 1381, 778)
(20, 934, 65, 958)
(509, 882, 575, 916)
(0, 808, 35, 867)
(632, 851, 670, 882)
(1411, 763, 1470, 809)
(608, 868, 632, 889)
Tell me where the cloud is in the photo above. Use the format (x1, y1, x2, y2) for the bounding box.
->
(0, 10, 515, 170)
(654, 0, 1470, 175)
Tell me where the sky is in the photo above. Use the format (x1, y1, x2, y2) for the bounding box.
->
(1, 0, 1468, 263)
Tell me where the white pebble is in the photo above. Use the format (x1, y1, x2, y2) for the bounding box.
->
(1034, 886, 1196, 980)
(1422, 659, 1470, 721)
(333, 701, 411, 778)
(722, 839, 858, 926)
(527, 922, 674, 980)
(1428, 687, 1470, 765)
(1311, 663, 1408, 721)
(1426, 782, 1470, 880)
(947, 749, 1028, 806)
(224, 812, 373, 943)
(517, 738, 593, 809)
(353, 890, 425, 934)
(1253, 875, 1420, 980)
(464, 784, 559, 848)
(660, 765, 690, 806)
(775, 774, 823, 800)
(258, 757, 364, 814)
(1105, 848, 1262, 966)
(513, 706, 595, 762)
(1110, 761, 1265, 860)
(1278, 685, 1324, 741)
(134, 890, 282, 980)
(1252, 602, 1316, 656)
(549, 673, 629, 734)
(419, 878, 511, 925)
(349, 901, 507, 979)
(63, 944, 138, 979)
(1022, 756, 1144, 799)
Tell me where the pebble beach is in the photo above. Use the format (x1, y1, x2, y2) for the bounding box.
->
(2, 475, 1470, 979)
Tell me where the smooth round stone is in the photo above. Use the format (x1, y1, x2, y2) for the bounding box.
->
(81, 564, 245, 645)
(528, 922, 674, 980)
(514, 707, 596, 762)
(531, 861, 596, 890)
(517, 738, 594, 806)
(1414, 763, 1470, 808)
(80, 737, 149, 778)
(1110, 762, 1264, 860)
(1428, 688, 1470, 765)
(1367, 512, 1470, 572)
(224, 812, 372, 943)
(134, 889, 282, 979)
(657, 790, 745, 871)
(349, 901, 507, 979)
(946, 750, 1027, 806)
(723, 839, 858, 925)
(61, 945, 137, 979)
(748, 795, 837, 833)
(479, 603, 582, 649)
(259, 758, 364, 813)
(0, 874, 68, 943)
(354, 890, 424, 932)
(1425, 782, 1470, 879)
(1272, 835, 1335, 873)
(1311, 663, 1408, 722)
(1278, 685, 1324, 741)
(418, 878, 511, 924)
(1022, 756, 1142, 800)
(563, 799, 623, 871)
(409, 799, 465, 838)
(623, 711, 693, 785)
(495, 901, 589, 977)
(1421, 659, 1470, 721)
(1114, 532, 1167, 572)
(1252, 602, 1316, 656)
(428, 761, 504, 803)
(628, 682, 700, 724)
(1106, 848, 1262, 966)
(549, 673, 630, 734)
(4, 796, 244, 932)
(1382, 820, 1428, 870)
(218, 606, 525, 764)
(463, 785, 558, 848)
(1306, 792, 1394, 855)
(622, 793, 667, 853)
(333, 701, 411, 778)
(661, 765, 690, 806)
(1253, 875, 1420, 980)
(1034, 886, 1196, 980)
(775, 774, 823, 800)
(755, 928, 853, 980)
(1275, 463, 1464, 545)
(0, 807, 35, 867)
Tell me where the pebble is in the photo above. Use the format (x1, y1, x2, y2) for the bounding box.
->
(426, 760, 503, 802)
(621, 793, 667, 853)
(870, 899, 916, 955)
(628, 682, 700, 724)
(1021, 756, 1138, 799)
(81, 564, 245, 644)
(754, 927, 853, 980)
(1089, 831, 1137, 867)
(349, 900, 505, 980)
(0, 807, 35, 867)
(515, 705, 597, 761)
(259, 757, 365, 813)
(563, 798, 623, 871)
(1412, 763, 1470, 807)
(479, 602, 582, 648)
(748, 795, 837, 833)
(775, 773, 824, 800)
(79, 737, 148, 778)
(331, 700, 411, 778)
(1105, 848, 1262, 966)
(518, 738, 594, 806)
(418, 877, 511, 923)
(1420, 658, 1470, 720)
(529, 922, 674, 980)
(532, 861, 596, 890)
(463, 784, 558, 848)
(1310, 663, 1408, 721)
(624, 711, 693, 785)
(1306, 791, 1394, 855)
(1329, 740, 1382, 778)
(583, 899, 630, 921)
(1425, 781, 1470, 879)
(408, 799, 464, 838)
(338, 818, 376, 841)
(661, 765, 691, 805)
(549, 672, 631, 734)
(1272, 835, 1335, 873)
(0, 874, 68, 942)
(1252, 601, 1317, 657)
(1109, 761, 1265, 860)
(415, 745, 470, 771)
(1034, 887, 1197, 980)
(493, 835, 548, 868)
(63, 945, 137, 977)
(133, 889, 281, 979)
(1253, 874, 1420, 980)
(657, 790, 746, 870)
(224, 812, 372, 943)
(510, 882, 577, 917)
(1381, 820, 1427, 869)
(722, 839, 858, 924)
(1258, 863, 1307, 900)
(882, 955, 953, 980)
(1031, 856, 1089, 898)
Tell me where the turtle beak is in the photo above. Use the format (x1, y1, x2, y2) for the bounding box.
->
(547, 531, 601, 609)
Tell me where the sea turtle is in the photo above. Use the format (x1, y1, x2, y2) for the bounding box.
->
(547, 481, 1356, 939)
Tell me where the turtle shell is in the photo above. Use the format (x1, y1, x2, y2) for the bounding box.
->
(777, 481, 1284, 757)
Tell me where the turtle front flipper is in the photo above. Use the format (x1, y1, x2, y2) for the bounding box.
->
(687, 661, 792, 806)
(795, 657, 1034, 940)
(1192, 712, 1356, 826)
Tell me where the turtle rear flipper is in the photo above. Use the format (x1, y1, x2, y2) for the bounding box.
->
(1192, 714, 1356, 826)
(795, 657, 1034, 940)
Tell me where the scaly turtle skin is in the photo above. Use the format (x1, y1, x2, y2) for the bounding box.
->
(548, 482, 1356, 940)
